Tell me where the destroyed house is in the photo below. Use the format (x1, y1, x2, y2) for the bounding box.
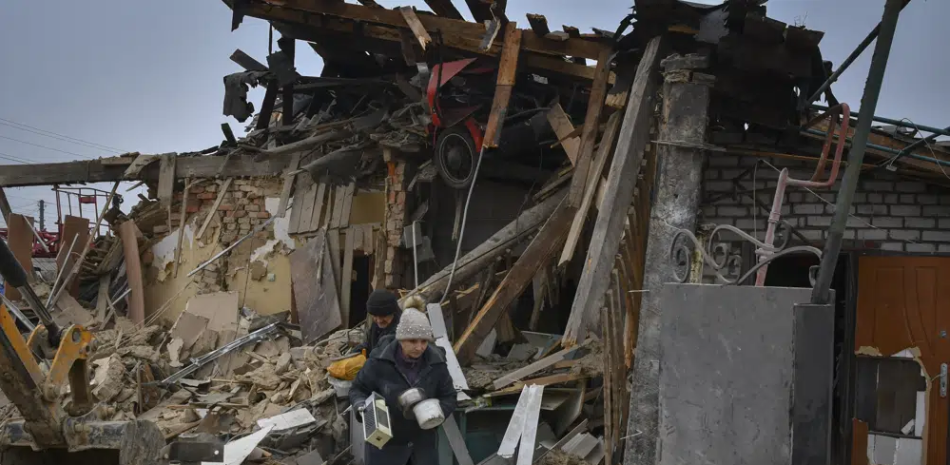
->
(0, 0, 947, 465)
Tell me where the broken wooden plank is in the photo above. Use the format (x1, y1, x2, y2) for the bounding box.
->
(455, 199, 574, 365)
(327, 229, 342, 296)
(526, 14, 550, 36)
(119, 220, 146, 324)
(123, 154, 159, 179)
(309, 182, 328, 232)
(442, 417, 475, 465)
(567, 45, 612, 207)
(339, 182, 355, 228)
(290, 230, 342, 343)
(95, 275, 111, 322)
(57, 215, 90, 298)
(483, 22, 522, 149)
(340, 227, 355, 328)
(488, 372, 585, 397)
(546, 104, 581, 165)
(298, 182, 319, 233)
(196, 178, 232, 240)
(423, 0, 463, 19)
(563, 36, 664, 346)
(0, 188, 12, 224)
(0, 154, 297, 188)
(172, 179, 192, 278)
(277, 154, 301, 218)
(398, 7, 432, 50)
(405, 189, 565, 304)
(329, 185, 345, 229)
(4, 214, 33, 301)
(492, 341, 589, 389)
(559, 110, 622, 267)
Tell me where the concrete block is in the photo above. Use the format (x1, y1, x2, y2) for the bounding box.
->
(889, 230, 920, 241)
(858, 229, 887, 241)
(808, 216, 832, 227)
(905, 218, 935, 228)
(923, 205, 950, 217)
(880, 242, 904, 251)
(708, 155, 740, 167)
(793, 204, 824, 215)
(906, 243, 936, 253)
(921, 231, 950, 242)
(718, 206, 747, 217)
(890, 205, 921, 217)
(885, 194, 899, 204)
(895, 181, 925, 193)
(900, 194, 916, 204)
(704, 181, 734, 192)
(864, 181, 894, 191)
(867, 193, 883, 203)
(857, 205, 888, 215)
(703, 170, 720, 181)
(917, 194, 939, 205)
(871, 217, 903, 228)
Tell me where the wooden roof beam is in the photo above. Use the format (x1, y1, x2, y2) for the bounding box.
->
(424, 0, 464, 20)
(255, 0, 602, 60)
(245, 4, 611, 83)
(0, 154, 296, 188)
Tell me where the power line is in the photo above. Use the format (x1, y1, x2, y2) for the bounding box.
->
(0, 134, 97, 160)
(0, 117, 127, 154)
(0, 152, 29, 164)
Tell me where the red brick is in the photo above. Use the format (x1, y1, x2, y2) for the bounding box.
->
(255, 211, 271, 219)
(232, 210, 248, 218)
(186, 204, 200, 213)
(218, 203, 235, 211)
(197, 192, 215, 200)
(396, 191, 406, 205)
(191, 186, 205, 194)
(245, 204, 260, 212)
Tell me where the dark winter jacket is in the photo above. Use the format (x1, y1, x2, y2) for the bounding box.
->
(349, 339, 458, 465)
(354, 313, 401, 356)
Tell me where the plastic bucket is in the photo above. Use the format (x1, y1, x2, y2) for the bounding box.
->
(412, 399, 445, 430)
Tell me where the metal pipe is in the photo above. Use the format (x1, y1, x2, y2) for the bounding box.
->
(811, 0, 903, 305)
(886, 125, 950, 166)
(803, 0, 911, 107)
(802, 128, 950, 168)
(810, 103, 950, 138)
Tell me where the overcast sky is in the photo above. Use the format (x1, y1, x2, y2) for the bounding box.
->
(1, 0, 946, 229)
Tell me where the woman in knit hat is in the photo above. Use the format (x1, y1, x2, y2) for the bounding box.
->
(354, 289, 402, 356)
(349, 305, 457, 465)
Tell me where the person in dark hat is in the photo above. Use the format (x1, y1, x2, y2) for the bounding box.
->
(354, 289, 402, 356)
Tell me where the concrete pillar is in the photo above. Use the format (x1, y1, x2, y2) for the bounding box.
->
(624, 55, 713, 465)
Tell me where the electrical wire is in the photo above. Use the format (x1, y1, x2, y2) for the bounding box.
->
(0, 134, 97, 160)
(0, 119, 125, 154)
(0, 151, 31, 164)
(440, 145, 487, 303)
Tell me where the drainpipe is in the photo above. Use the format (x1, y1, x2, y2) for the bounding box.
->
(811, 0, 905, 305)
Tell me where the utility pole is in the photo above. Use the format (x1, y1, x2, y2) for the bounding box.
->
(38, 200, 45, 231)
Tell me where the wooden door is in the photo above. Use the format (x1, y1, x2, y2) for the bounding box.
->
(856, 256, 950, 465)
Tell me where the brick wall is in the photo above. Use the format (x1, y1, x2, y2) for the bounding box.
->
(383, 160, 408, 289)
(700, 154, 950, 253)
(175, 178, 283, 293)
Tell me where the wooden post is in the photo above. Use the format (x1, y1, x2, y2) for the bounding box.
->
(454, 200, 574, 364)
(5, 214, 33, 301)
(567, 45, 613, 207)
(119, 220, 146, 325)
(562, 37, 665, 346)
(56, 215, 89, 298)
(623, 53, 712, 465)
(482, 22, 522, 149)
(0, 188, 12, 223)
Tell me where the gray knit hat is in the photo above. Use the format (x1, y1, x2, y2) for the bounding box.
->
(395, 308, 435, 342)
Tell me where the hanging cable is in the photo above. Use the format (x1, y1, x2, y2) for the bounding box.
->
(0, 119, 126, 153)
(440, 145, 487, 303)
(0, 134, 96, 160)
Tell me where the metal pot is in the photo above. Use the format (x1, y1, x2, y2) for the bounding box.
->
(412, 399, 445, 430)
(397, 388, 426, 417)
